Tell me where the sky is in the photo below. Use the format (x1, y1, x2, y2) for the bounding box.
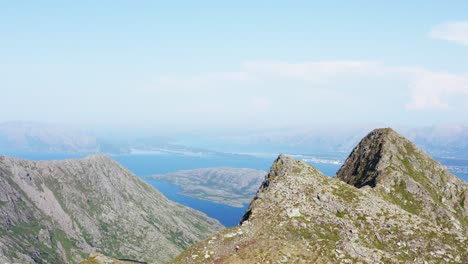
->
(1, 1, 468, 131)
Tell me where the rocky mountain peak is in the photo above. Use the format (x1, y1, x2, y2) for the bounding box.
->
(241, 154, 305, 224)
(337, 127, 467, 231)
(172, 129, 467, 264)
(336, 127, 407, 188)
(240, 154, 322, 223)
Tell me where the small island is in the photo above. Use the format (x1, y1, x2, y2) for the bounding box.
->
(149, 167, 266, 207)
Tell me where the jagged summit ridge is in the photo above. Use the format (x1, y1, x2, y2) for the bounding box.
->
(240, 154, 319, 223)
(172, 131, 467, 264)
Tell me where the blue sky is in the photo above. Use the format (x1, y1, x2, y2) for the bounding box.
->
(1, 1, 468, 130)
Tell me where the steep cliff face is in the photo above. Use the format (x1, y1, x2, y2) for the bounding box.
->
(0, 155, 222, 264)
(172, 130, 467, 264)
(337, 128, 467, 231)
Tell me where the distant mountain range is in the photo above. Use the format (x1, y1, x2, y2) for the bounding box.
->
(0, 122, 123, 154)
(399, 125, 468, 159)
(2, 122, 468, 160)
(0, 122, 222, 157)
(197, 125, 468, 160)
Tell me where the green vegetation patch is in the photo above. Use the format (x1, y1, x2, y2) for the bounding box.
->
(9, 221, 76, 263)
(332, 185, 359, 203)
(51, 228, 80, 261)
(335, 211, 346, 218)
(275, 161, 283, 170)
(400, 158, 447, 209)
(378, 180, 423, 216)
(292, 166, 302, 174)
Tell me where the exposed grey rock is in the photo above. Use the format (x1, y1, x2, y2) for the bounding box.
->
(0, 154, 222, 264)
(337, 128, 467, 232)
(172, 129, 467, 264)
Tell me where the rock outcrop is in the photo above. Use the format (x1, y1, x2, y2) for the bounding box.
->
(172, 129, 467, 263)
(337, 128, 467, 231)
(0, 155, 222, 264)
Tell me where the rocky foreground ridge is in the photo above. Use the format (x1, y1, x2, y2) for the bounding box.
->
(172, 128, 467, 263)
(0, 155, 222, 264)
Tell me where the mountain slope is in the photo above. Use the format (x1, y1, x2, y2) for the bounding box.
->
(336, 128, 467, 231)
(0, 155, 222, 264)
(150, 168, 265, 207)
(172, 130, 467, 263)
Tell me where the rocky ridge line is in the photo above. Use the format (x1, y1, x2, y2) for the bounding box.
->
(171, 129, 467, 263)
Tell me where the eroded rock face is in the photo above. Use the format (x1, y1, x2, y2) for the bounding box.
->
(335, 128, 389, 188)
(172, 130, 467, 264)
(0, 155, 222, 264)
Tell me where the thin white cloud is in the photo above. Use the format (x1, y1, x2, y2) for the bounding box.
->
(405, 69, 468, 110)
(242, 61, 468, 111)
(429, 21, 468, 46)
(152, 61, 468, 112)
(243, 61, 382, 82)
(6, 59, 465, 127)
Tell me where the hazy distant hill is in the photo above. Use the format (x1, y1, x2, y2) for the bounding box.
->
(0, 155, 222, 264)
(196, 125, 468, 160)
(3, 122, 468, 161)
(0, 122, 237, 158)
(0, 122, 123, 154)
(399, 125, 468, 159)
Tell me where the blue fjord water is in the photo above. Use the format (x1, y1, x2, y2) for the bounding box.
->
(149, 179, 249, 227)
(112, 154, 342, 226)
(114, 153, 275, 226)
